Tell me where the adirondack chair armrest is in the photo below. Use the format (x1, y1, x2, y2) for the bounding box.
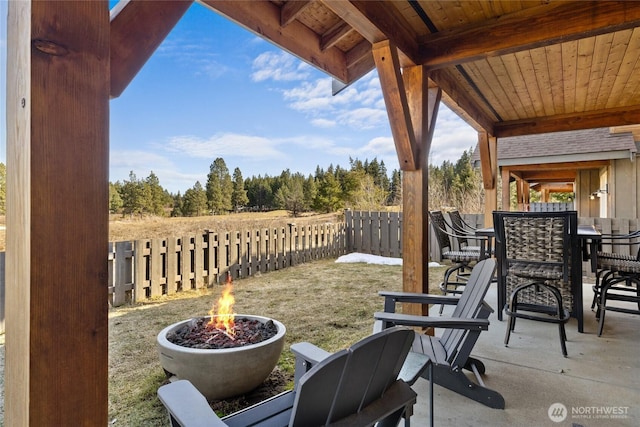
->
(158, 380, 227, 427)
(291, 341, 332, 364)
(291, 342, 332, 385)
(374, 312, 490, 331)
(378, 290, 460, 312)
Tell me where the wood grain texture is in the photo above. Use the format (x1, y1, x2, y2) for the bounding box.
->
(7, 1, 110, 425)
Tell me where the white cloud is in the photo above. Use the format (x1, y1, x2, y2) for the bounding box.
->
(251, 51, 311, 82)
(165, 133, 284, 159)
(311, 118, 337, 128)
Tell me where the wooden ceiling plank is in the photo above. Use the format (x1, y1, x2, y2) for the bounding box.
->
(322, 0, 420, 64)
(110, 0, 194, 98)
(514, 50, 546, 117)
(615, 28, 640, 106)
(574, 37, 596, 112)
(500, 53, 536, 118)
(597, 29, 632, 108)
(531, 46, 556, 116)
(372, 40, 417, 171)
(281, 0, 312, 27)
(585, 33, 615, 111)
(466, 59, 519, 121)
(545, 44, 565, 116)
(562, 40, 578, 113)
(201, 0, 349, 82)
(418, 1, 640, 69)
(320, 20, 354, 51)
(607, 28, 640, 108)
(494, 104, 640, 137)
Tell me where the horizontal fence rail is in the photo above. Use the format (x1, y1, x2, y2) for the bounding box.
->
(107, 222, 346, 306)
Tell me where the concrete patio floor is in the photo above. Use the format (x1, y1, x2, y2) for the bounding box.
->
(408, 280, 640, 427)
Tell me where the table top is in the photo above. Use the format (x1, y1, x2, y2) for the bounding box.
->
(475, 224, 601, 238)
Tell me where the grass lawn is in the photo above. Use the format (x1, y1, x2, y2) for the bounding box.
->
(108, 258, 448, 426)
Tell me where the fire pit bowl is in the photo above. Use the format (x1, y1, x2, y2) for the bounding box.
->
(157, 314, 286, 400)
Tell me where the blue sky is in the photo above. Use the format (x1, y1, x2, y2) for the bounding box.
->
(0, 1, 477, 194)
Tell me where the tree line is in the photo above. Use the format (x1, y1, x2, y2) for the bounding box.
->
(109, 157, 402, 217)
(0, 149, 498, 218)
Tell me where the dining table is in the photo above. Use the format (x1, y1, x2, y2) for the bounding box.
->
(474, 224, 601, 333)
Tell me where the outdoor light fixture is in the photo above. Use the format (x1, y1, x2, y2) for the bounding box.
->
(590, 184, 609, 200)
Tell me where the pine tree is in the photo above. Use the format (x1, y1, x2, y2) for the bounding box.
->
(206, 158, 233, 214)
(231, 167, 249, 212)
(182, 182, 207, 216)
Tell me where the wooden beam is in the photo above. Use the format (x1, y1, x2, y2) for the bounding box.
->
(494, 104, 640, 137)
(478, 132, 496, 189)
(345, 39, 374, 81)
(201, 0, 349, 82)
(280, 0, 311, 27)
(429, 68, 496, 135)
(419, 1, 640, 69)
(322, 0, 419, 64)
(321, 20, 354, 51)
(506, 160, 610, 171)
(110, 0, 193, 98)
(501, 167, 511, 211)
(6, 1, 109, 424)
(519, 170, 578, 182)
(372, 40, 418, 170)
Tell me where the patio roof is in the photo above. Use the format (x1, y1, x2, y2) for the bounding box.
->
(188, 0, 640, 138)
(7, 1, 640, 424)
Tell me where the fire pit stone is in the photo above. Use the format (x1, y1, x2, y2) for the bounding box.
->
(157, 314, 286, 401)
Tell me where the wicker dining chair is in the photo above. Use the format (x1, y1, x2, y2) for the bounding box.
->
(429, 211, 482, 297)
(493, 211, 578, 357)
(592, 232, 640, 336)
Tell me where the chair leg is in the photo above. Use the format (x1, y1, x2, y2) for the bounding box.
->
(597, 282, 609, 337)
(558, 323, 568, 357)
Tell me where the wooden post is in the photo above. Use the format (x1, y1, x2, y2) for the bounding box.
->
(478, 132, 498, 226)
(6, 1, 109, 424)
(373, 41, 441, 317)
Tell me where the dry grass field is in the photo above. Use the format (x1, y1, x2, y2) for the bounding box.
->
(0, 210, 342, 251)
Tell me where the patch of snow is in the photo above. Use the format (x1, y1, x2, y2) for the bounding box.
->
(335, 252, 402, 266)
(335, 253, 444, 267)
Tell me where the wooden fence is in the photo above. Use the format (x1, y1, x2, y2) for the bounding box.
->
(346, 211, 640, 267)
(107, 223, 346, 306)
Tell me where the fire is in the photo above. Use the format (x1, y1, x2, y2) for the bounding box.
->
(208, 275, 236, 335)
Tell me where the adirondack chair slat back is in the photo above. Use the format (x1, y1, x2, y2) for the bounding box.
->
(289, 349, 350, 426)
(329, 328, 414, 422)
(289, 327, 413, 426)
(439, 259, 495, 360)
